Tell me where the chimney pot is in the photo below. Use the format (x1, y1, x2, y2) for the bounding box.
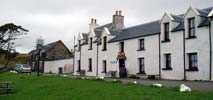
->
(94, 19, 97, 24)
(119, 10, 122, 16)
(91, 18, 94, 24)
(115, 11, 119, 15)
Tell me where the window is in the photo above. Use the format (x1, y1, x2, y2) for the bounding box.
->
(163, 54, 172, 70)
(164, 23, 170, 41)
(138, 39, 145, 50)
(138, 58, 145, 74)
(102, 60, 107, 73)
(88, 58, 92, 71)
(188, 18, 196, 38)
(77, 60, 81, 72)
(89, 38, 93, 50)
(120, 42, 124, 53)
(78, 40, 81, 51)
(187, 53, 198, 71)
(102, 36, 107, 51)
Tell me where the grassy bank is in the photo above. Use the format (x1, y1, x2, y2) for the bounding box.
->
(0, 72, 213, 100)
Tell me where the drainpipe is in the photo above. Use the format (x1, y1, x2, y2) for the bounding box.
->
(96, 42, 99, 77)
(183, 30, 186, 80)
(209, 18, 212, 80)
(79, 41, 82, 71)
(158, 34, 161, 79)
(73, 36, 75, 75)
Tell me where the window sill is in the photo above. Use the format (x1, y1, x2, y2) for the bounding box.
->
(162, 67, 172, 70)
(161, 40, 170, 43)
(88, 48, 93, 50)
(87, 70, 92, 72)
(186, 36, 197, 39)
(137, 48, 145, 51)
(186, 68, 198, 71)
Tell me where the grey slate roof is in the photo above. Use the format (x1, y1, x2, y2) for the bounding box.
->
(94, 23, 113, 31)
(109, 7, 212, 42)
(82, 33, 88, 39)
(109, 20, 160, 42)
(28, 40, 59, 55)
(170, 14, 183, 22)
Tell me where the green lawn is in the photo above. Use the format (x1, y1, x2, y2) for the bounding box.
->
(0, 72, 213, 100)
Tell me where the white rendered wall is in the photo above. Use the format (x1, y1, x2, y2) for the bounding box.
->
(160, 14, 185, 80)
(44, 59, 73, 74)
(123, 35, 160, 75)
(161, 30, 184, 80)
(184, 9, 210, 80)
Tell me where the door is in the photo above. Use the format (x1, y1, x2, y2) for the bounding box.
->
(119, 59, 127, 78)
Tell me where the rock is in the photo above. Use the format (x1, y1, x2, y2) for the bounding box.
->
(10, 70, 18, 73)
(63, 75, 67, 77)
(152, 83, 163, 87)
(133, 81, 138, 84)
(99, 77, 104, 79)
(81, 77, 85, 80)
(179, 84, 191, 92)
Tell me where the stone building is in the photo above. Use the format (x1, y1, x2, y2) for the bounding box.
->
(28, 40, 73, 74)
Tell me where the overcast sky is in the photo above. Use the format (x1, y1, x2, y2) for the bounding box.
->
(0, 0, 213, 53)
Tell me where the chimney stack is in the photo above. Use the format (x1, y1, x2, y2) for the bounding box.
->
(89, 18, 99, 31)
(112, 10, 124, 31)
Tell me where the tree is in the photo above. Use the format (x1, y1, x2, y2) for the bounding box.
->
(0, 23, 29, 68)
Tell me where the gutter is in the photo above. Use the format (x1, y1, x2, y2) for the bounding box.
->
(96, 42, 99, 77)
(158, 34, 161, 79)
(73, 36, 75, 74)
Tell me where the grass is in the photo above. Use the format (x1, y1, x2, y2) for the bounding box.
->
(0, 72, 213, 100)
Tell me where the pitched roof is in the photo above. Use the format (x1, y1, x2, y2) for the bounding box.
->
(94, 23, 113, 31)
(170, 14, 183, 22)
(82, 33, 88, 39)
(28, 41, 58, 55)
(28, 40, 72, 57)
(109, 7, 212, 42)
(196, 8, 210, 17)
(109, 20, 160, 42)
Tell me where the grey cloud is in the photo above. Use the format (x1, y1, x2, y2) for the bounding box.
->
(0, 0, 213, 53)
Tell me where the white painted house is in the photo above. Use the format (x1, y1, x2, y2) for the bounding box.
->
(74, 7, 213, 81)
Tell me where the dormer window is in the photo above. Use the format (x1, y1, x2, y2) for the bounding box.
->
(89, 38, 93, 50)
(78, 40, 81, 51)
(188, 18, 196, 38)
(163, 23, 170, 42)
(102, 36, 107, 51)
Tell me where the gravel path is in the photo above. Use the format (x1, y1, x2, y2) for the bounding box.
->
(113, 78, 213, 92)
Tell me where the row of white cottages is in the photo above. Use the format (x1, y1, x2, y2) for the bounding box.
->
(74, 7, 213, 81)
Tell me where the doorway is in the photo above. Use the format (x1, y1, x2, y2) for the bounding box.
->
(119, 59, 127, 78)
